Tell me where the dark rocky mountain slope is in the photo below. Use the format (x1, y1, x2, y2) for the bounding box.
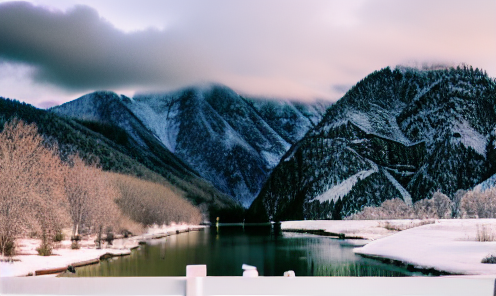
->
(248, 66, 496, 221)
(129, 85, 328, 206)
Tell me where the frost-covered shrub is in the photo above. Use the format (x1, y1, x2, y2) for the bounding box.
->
(53, 231, 64, 242)
(413, 198, 437, 219)
(461, 188, 496, 218)
(380, 219, 435, 231)
(476, 224, 495, 242)
(409, 191, 453, 220)
(378, 198, 415, 219)
(413, 192, 452, 219)
(349, 191, 454, 220)
(481, 254, 496, 264)
(36, 232, 52, 256)
(347, 198, 414, 220)
(432, 191, 452, 219)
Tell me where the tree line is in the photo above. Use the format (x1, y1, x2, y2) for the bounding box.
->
(348, 188, 496, 220)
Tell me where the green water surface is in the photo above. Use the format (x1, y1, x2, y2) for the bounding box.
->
(67, 225, 419, 277)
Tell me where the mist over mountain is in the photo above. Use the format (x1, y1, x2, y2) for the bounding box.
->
(247, 65, 496, 221)
(53, 84, 328, 207)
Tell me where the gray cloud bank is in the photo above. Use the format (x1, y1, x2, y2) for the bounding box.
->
(0, 2, 210, 91)
(0, 0, 494, 104)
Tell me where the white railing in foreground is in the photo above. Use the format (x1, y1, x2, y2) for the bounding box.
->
(1, 264, 495, 296)
(2, 276, 495, 296)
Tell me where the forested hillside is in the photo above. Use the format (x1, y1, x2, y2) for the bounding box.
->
(248, 65, 496, 221)
(0, 97, 237, 221)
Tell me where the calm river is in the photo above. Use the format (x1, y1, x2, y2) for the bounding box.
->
(69, 225, 418, 277)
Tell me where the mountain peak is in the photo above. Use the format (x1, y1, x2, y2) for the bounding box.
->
(128, 85, 328, 206)
(51, 83, 328, 207)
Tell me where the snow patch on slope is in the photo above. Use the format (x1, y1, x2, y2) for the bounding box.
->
(368, 104, 412, 144)
(328, 109, 412, 145)
(222, 126, 259, 157)
(129, 95, 181, 153)
(261, 151, 281, 168)
(382, 169, 413, 206)
(349, 112, 373, 132)
(311, 161, 378, 203)
(325, 110, 367, 131)
(452, 120, 486, 156)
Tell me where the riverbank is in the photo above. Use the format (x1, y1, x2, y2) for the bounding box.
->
(0, 224, 205, 277)
(5, 220, 496, 277)
(281, 219, 496, 276)
(281, 219, 432, 241)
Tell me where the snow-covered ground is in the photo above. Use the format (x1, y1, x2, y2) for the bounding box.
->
(354, 219, 496, 275)
(0, 224, 203, 277)
(0, 242, 131, 277)
(282, 219, 496, 275)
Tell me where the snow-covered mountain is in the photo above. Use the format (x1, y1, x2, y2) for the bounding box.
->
(53, 85, 328, 207)
(247, 66, 496, 221)
(129, 84, 328, 206)
(50, 91, 238, 218)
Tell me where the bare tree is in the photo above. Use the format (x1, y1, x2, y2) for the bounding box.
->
(64, 155, 121, 243)
(347, 198, 414, 220)
(451, 189, 466, 218)
(432, 191, 452, 219)
(0, 118, 202, 257)
(0, 119, 67, 256)
(461, 188, 496, 218)
(412, 191, 452, 219)
(111, 173, 201, 226)
(349, 193, 454, 221)
(413, 198, 438, 219)
(379, 198, 415, 219)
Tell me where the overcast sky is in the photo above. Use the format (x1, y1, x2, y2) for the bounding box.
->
(0, 0, 495, 108)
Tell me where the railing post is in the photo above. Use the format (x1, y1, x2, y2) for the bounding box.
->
(186, 265, 206, 296)
(242, 264, 258, 277)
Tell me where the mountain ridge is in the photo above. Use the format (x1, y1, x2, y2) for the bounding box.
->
(53, 84, 329, 207)
(248, 65, 496, 221)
